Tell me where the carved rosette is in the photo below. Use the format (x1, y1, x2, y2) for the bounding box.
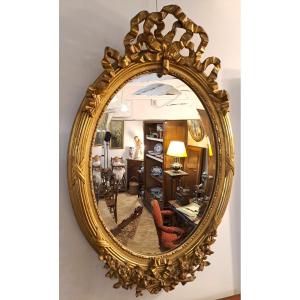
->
(68, 4, 235, 297)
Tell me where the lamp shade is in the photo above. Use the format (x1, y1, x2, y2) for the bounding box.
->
(166, 141, 187, 158)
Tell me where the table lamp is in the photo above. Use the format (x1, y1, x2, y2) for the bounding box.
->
(167, 141, 187, 172)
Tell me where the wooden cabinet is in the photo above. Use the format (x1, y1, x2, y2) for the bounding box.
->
(143, 120, 187, 211)
(182, 145, 204, 188)
(126, 159, 143, 189)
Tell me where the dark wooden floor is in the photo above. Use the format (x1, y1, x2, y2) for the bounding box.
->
(217, 295, 241, 300)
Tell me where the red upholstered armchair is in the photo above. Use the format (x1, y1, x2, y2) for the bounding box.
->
(151, 199, 185, 251)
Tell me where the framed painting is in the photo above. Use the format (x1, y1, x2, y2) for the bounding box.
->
(109, 120, 124, 149)
(187, 119, 205, 147)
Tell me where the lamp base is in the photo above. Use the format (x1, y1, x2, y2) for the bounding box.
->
(171, 161, 182, 173)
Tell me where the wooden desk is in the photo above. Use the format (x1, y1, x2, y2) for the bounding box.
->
(168, 200, 201, 228)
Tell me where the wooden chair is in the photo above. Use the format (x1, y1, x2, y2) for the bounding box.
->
(98, 168, 114, 196)
(105, 181, 119, 223)
(151, 199, 186, 251)
(111, 157, 126, 192)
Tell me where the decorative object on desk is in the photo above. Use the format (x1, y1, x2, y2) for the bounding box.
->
(176, 186, 192, 206)
(187, 119, 205, 142)
(109, 120, 124, 149)
(151, 166, 163, 176)
(192, 183, 203, 205)
(167, 140, 187, 172)
(153, 142, 163, 155)
(192, 170, 214, 216)
(133, 136, 143, 159)
(193, 171, 209, 201)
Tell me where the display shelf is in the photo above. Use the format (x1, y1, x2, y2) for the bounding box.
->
(150, 174, 163, 184)
(146, 154, 163, 163)
(146, 136, 163, 142)
(143, 120, 187, 211)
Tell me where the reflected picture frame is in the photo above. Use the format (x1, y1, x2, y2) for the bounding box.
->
(109, 120, 124, 149)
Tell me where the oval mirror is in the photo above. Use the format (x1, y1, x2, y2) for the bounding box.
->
(68, 4, 234, 296)
(91, 73, 216, 255)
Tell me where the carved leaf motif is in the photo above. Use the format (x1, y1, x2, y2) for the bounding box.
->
(210, 90, 230, 115)
(83, 86, 102, 118)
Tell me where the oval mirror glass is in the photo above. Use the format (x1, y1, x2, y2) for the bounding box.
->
(91, 73, 216, 255)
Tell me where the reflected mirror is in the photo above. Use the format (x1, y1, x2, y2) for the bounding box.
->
(91, 73, 216, 255)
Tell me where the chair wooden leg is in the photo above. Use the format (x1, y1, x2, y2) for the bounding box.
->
(114, 208, 117, 224)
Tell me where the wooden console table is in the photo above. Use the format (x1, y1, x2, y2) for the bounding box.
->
(164, 169, 188, 200)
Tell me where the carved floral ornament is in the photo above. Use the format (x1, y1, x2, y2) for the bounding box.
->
(68, 5, 234, 297)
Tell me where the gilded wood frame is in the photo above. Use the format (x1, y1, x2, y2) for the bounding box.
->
(67, 5, 234, 296)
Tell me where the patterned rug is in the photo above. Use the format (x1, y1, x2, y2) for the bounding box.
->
(110, 206, 143, 246)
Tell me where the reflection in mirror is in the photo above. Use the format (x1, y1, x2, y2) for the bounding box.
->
(91, 74, 216, 255)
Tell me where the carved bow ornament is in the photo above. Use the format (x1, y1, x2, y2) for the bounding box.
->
(83, 5, 229, 118)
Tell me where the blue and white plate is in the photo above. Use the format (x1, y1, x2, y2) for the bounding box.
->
(151, 166, 162, 176)
(153, 143, 163, 154)
(150, 187, 162, 193)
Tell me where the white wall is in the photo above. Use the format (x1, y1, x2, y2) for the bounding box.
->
(100, 120, 144, 169)
(60, 1, 240, 299)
